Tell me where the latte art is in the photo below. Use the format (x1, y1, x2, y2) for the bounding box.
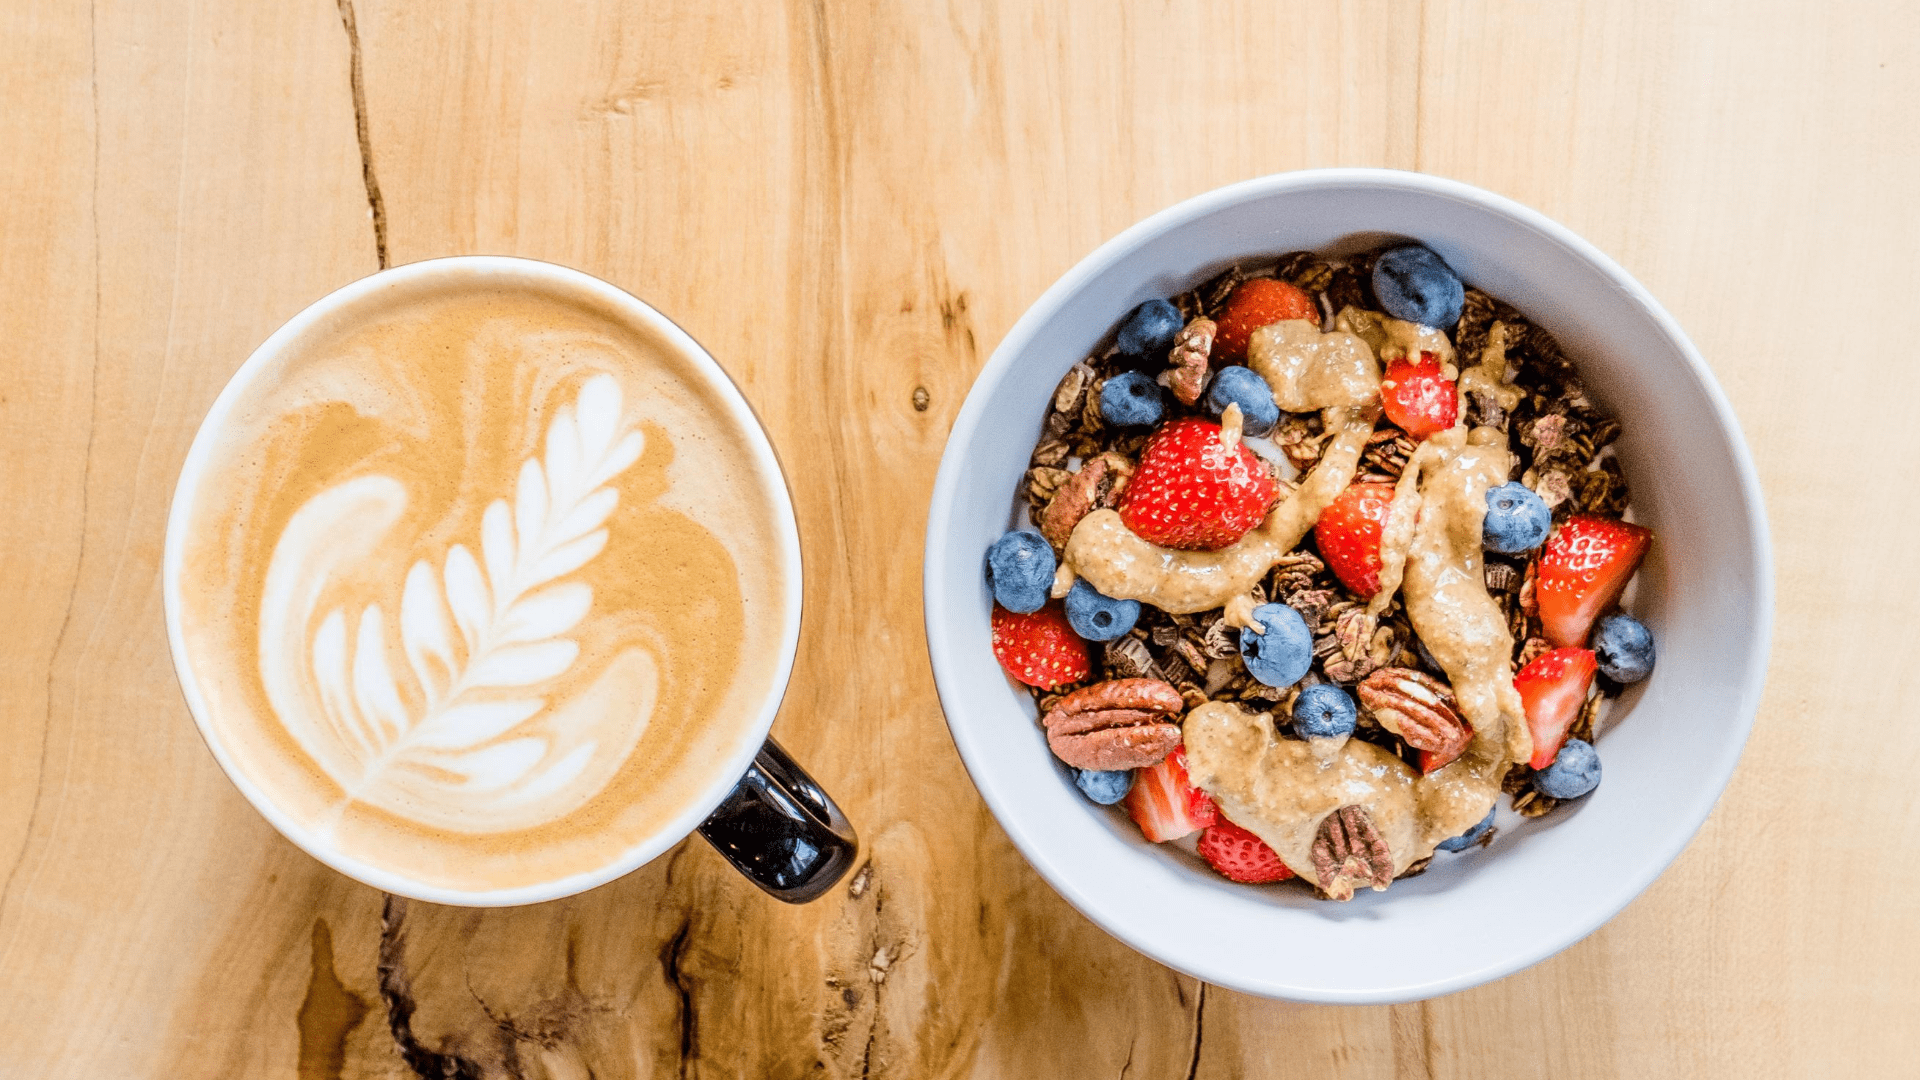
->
(260, 375, 654, 834)
(172, 283, 790, 894)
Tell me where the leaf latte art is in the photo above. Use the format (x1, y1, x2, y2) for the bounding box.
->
(258, 375, 659, 833)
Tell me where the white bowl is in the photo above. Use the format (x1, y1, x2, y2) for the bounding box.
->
(923, 169, 1772, 1003)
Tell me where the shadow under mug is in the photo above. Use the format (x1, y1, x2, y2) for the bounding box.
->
(162, 256, 856, 906)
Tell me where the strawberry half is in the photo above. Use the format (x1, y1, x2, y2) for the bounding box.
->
(1537, 514, 1653, 647)
(1119, 417, 1278, 551)
(1315, 482, 1395, 597)
(991, 602, 1090, 689)
(1197, 818, 1295, 883)
(1124, 747, 1218, 843)
(1515, 646, 1598, 769)
(1213, 278, 1319, 363)
(1380, 351, 1458, 439)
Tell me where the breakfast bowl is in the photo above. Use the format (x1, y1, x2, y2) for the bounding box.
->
(922, 169, 1771, 1003)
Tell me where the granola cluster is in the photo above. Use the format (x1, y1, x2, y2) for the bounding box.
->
(1018, 251, 1633, 828)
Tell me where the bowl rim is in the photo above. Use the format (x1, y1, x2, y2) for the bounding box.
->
(922, 167, 1773, 1002)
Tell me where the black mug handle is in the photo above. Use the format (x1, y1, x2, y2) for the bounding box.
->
(697, 739, 858, 903)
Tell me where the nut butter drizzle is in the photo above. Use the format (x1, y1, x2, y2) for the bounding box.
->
(1062, 405, 1376, 614)
(1062, 300, 1536, 888)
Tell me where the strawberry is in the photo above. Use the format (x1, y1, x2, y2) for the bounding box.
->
(1119, 417, 1278, 551)
(1197, 818, 1295, 883)
(990, 602, 1089, 689)
(1213, 278, 1319, 363)
(1314, 482, 1396, 597)
(1380, 351, 1458, 439)
(1124, 747, 1218, 842)
(1536, 514, 1653, 647)
(1515, 646, 1598, 769)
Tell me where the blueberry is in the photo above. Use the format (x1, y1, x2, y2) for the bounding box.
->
(1372, 244, 1465, 329)
(1436, 807, 1496, 852)
(1239, 604, 1312, 688)
(1204, 365, 1280, 437)
(985, 530, 1055, 614)
(1483, 482, 1551, 553)
(1099, 370, 1166, 427)
(1074, 767, 1134, 805)
(1291, 683, 1358, 741)
(1593, 613, 1655, 683)
(1533, 738, 1602, 799)
(1064, 579, 1140, 641)
(1116, 299, 1185, 358)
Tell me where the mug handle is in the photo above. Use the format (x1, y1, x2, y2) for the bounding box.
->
(697, 738, 858, 903)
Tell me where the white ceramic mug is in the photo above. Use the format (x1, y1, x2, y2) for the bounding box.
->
(164, 257, 856, 906)
(924, 170, 1772, 1002)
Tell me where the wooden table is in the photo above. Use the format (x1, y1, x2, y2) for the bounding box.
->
(3, 1, 1913, 1075)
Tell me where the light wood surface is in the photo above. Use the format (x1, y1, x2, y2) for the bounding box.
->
(2, 1, 1914, 1076)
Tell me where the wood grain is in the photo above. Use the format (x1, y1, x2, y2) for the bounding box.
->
(1, 0, 1914, 1076)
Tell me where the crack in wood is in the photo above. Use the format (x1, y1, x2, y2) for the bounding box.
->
(659, 916, 698, 1080)
(2, 0, 105, 925)
(377, 895, 484, 1079)
(333, 0, 388, 268)
(1182, 983, 1206, 1080)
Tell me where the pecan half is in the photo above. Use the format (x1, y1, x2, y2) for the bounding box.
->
(1357, 667, 1471, 761)
(1038, 452, 1133, 548)
(1038, 457, 1106, 548)
(1311, 805, 1395, 901)
(1164, 317, 1216, 405)
(1040, 678, 1184, 771)
(1318, 605, 1383, 684)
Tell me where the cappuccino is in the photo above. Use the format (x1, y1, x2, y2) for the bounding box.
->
(172, 276, 790, 893)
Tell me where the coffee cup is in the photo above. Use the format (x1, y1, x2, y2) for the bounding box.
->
(164, 256, 855, 905)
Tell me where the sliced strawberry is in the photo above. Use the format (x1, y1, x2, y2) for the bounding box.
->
(1515, 647, 1598, 769)
(1124, 747, 1218, 843)
(1314, 482, 1395, 597)
(1119, 417, 1278, 551)
(990, 602, 1090, 689)
(1536, 514, 1653, 647)
(1380, 351, 1458, 439)
(1197, 818, 1295, 883)
(1213, 278, 1319, 363)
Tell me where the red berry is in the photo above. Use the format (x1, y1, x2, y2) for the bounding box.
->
(1536, 514, 1653, 648)
(1380, 351, 1458, 439)
(1119, 418, 1278, 551)
(1515, 646, 1598, 770)
(1197, 818, 1295, 883)
(990, 602, 1090, 689)
(1124, 747, 1217, 843)
(1213, 278, 1319, 363)
(1315, 483, 1396, 597)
